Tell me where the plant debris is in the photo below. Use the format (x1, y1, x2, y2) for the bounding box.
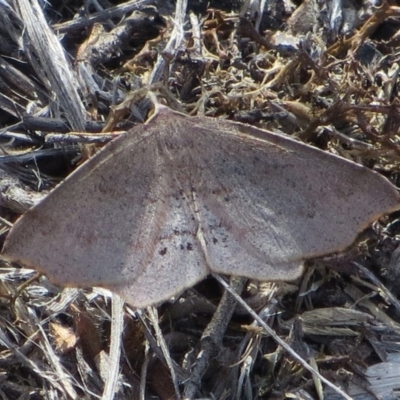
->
(1, 0, 400, 399)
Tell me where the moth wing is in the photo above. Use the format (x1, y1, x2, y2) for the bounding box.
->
(3, 107, 400, 306)
(183, 115, 400, 280)
(2, 124, 209, 308)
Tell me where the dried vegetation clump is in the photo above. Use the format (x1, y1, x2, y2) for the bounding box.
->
(1, 0, 400, 399)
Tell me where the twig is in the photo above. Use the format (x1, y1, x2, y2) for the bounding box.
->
(183, 276, 246, 399)
(148, 0, 188, 84)
(213, 274, 353, 400)
(147, 306, 181, 399)
(101, 294, 124, 400)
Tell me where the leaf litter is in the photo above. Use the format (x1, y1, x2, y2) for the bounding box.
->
(1, 0, 400, 399)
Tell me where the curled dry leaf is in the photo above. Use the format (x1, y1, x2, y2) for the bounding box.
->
(2, 106, 400, 308)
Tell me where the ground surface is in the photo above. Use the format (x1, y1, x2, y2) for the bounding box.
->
(1, 0, 400, 399)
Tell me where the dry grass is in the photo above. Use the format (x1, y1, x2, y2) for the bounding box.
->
(1, 0, 400, 399)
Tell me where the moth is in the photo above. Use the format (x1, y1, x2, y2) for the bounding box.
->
(2, 106, 399, 307)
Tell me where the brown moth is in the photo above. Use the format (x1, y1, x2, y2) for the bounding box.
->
(2, 106, 400, 307)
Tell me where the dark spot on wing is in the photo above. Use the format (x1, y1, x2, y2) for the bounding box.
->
(187, 243, 193, 251)
(213, 237, 218, 244)
(159, 247, 167, 256)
